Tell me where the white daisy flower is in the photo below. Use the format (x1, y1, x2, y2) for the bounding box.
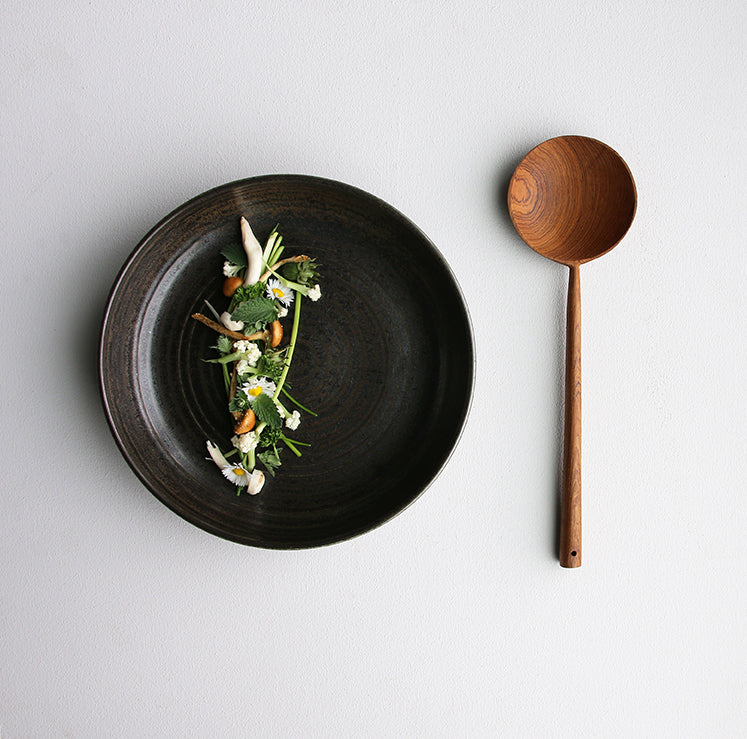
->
(231, 431, 259, 454)
(222, 464, 250, 485)
(265, 277, 295, 307)
(307, 284, 321, 302)
(206, 441, 249, 486)
(285, 410, 301, 430)
(241, 377, 277, 404)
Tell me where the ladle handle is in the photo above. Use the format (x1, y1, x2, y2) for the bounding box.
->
(561, 264, 582, 567)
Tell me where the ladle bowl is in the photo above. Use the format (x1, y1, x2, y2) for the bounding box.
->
(508, 135, 636, 567)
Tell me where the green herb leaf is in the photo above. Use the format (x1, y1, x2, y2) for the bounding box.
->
(231, 297, 278, 325)
(259, 426, 283, 447)
(215, 335, 233, 355)
(257, 448, 281, 476)
(221, 241, 248, 267)
(228, 390, 250, 413)
(228, 282, 267, 314)
(252, 393, 282, 428)
(232, 282, 266, 303)
(256, 354, 283, 382)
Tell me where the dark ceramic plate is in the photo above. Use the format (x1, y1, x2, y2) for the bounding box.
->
(99, 175, 473, 548)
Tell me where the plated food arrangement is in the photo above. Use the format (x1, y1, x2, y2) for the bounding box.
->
(99, 176, 473, 548)
(191, 217, 322, 496)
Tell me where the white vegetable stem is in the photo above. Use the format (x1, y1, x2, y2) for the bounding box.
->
(240, 216, 264, 285)
(206, 440, 229, 468)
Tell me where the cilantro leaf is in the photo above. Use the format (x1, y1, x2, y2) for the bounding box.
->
(257, 448, 281, 476)
(231, 297, 278, 325)
(215, 335, 233, 355)
(252, 393, 282, 428)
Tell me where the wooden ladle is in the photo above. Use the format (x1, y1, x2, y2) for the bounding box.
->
(507, 135, 636, 567)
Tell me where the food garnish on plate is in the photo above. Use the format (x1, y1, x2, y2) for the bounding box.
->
(191, 217, 321, 495)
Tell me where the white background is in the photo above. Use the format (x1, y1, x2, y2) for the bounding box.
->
(2, 1, 744, 737)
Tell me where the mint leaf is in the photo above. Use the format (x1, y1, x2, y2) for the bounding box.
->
(231, 297, 278, 325)
(221, 241, 247, 267)
(252, 393, 282, 428)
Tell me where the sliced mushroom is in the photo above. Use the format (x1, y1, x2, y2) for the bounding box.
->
(223, 276, 243, 297)
(233, 408, 256, 434)
(247, 469, 265, 495)
(269, 320, 283, 347)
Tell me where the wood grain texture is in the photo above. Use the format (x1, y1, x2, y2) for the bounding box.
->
(508, 136, 636, 567)
(507, 136, 636, 267)
(560, 264, 582, 567)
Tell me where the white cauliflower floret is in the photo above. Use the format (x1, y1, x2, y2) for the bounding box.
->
(231, 431, 259, 454)
(235, 360, 252, 376)
(285, 410, 301, 430)
(233, 340, 261, 369)
(307, 284, 321, 302)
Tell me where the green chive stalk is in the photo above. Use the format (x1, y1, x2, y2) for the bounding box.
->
(281, 387, 317, 416)
(273, 293, 302, 401)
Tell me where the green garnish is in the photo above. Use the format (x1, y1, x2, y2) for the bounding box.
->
(252, 394, 282, 428)
(231, 297, 278, 326)
(220, 241, 248, 267)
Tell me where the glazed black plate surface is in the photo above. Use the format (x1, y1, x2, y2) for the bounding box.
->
(99, 175, 474, 548)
